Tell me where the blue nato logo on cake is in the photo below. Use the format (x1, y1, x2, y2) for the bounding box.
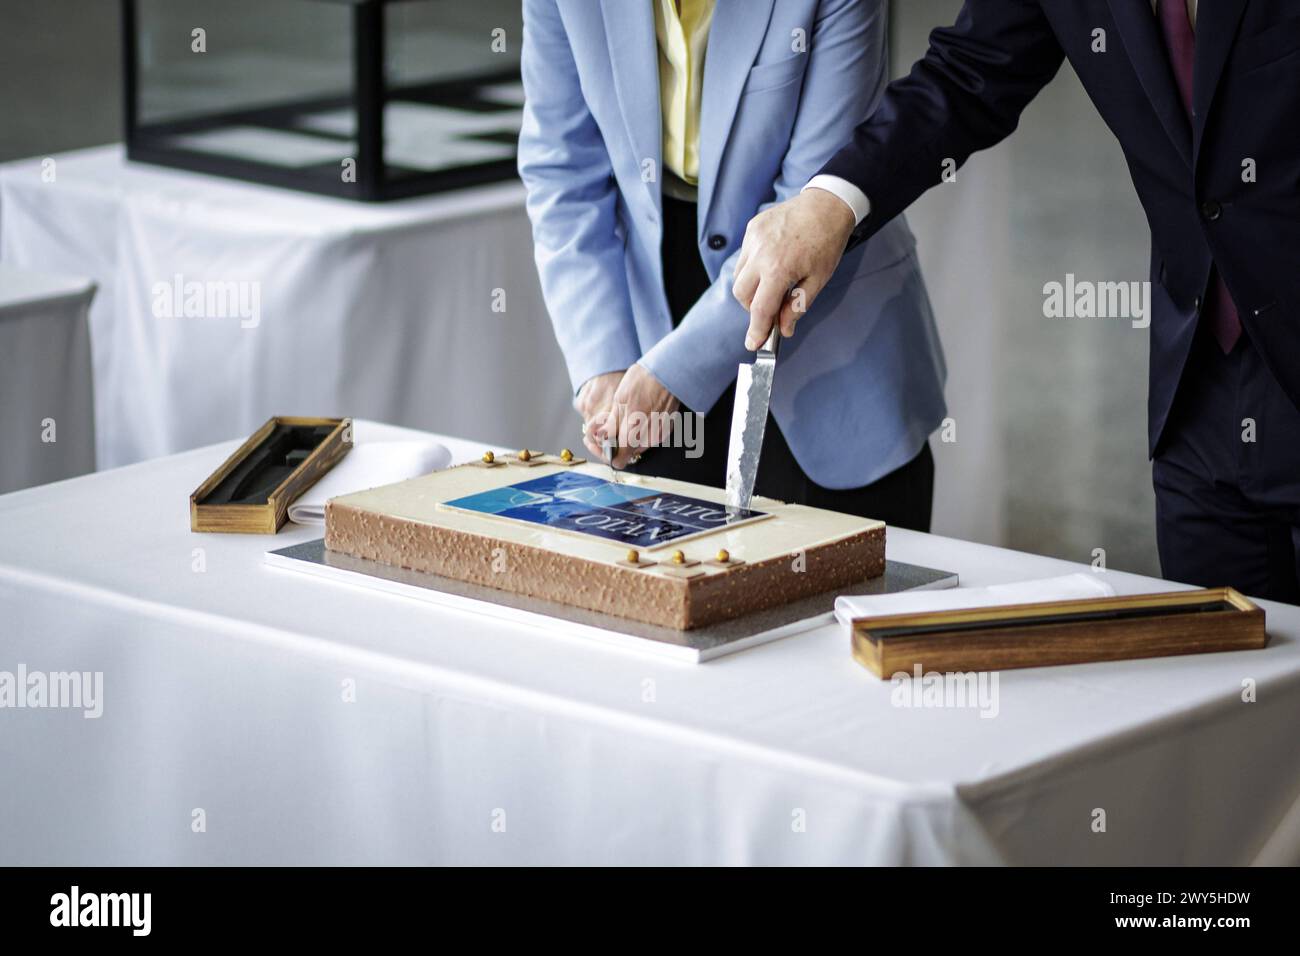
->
(445, 472, 764, 550)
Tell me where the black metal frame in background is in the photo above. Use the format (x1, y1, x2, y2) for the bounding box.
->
(353, 0, 385, 199)
(120, 0, 521, 202)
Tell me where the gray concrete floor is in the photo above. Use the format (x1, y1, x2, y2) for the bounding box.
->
(0, 0, 1163, 576)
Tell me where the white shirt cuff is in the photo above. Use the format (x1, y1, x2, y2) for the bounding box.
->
(803, 175, 870, 226)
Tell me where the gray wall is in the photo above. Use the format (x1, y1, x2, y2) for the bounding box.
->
(0, 0, 1162, 575)
(0, 0, 122, 163)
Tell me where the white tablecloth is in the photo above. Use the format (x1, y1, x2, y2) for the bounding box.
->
(2, 421, 1298, 866)
(0, 264, 96, 493)
(0, 146, 575, 470)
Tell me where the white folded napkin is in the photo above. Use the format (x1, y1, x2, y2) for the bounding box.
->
(287, 440, 451, 525)
(833, 573, 1116, 627)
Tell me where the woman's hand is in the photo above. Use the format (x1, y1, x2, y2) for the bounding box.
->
(576, 370, 625, 461)
(598, 363, 680, 468)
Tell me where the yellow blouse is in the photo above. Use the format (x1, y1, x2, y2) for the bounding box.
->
(653, 0, 716, 186)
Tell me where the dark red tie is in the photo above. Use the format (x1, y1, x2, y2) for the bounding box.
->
(1157, 0, 1242, 353)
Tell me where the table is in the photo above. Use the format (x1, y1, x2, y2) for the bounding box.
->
(2, 422, 1298, 865)
(0, 264, 96, 493)
(0, 146, 575, 471)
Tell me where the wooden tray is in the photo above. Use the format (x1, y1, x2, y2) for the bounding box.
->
(190, 416, 351, 534)
(850, 587, 1267, 677)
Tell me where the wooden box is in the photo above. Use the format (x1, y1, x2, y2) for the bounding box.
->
(850, 588, 1267, 678)
(190, 417, 352, 534)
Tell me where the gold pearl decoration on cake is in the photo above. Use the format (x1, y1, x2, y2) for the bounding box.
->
(482, 450, 495, 464)
(716, 548, 730, 563)
(656, 549, 702, 576)
(506, 448, 546, 467)
(618, 548, 654, 569)
(552, 447, 584, 466)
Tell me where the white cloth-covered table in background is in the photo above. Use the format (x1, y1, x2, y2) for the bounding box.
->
(2, 421, 1298, 866)
(0, 264, 96, 493)
(0, 146, 574, 470)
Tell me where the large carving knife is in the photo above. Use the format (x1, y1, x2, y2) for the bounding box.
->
(725, 327, 780, 512)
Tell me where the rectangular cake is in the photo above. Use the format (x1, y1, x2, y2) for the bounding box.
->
(324, 452, 884, 630)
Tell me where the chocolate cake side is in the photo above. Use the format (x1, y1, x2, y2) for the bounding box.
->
(325, 500, 696, 628)
(680, 526, 885, 628)
(324, 500, 885, 630)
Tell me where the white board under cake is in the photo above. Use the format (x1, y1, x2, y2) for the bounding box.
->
(265, 538, 958, 662)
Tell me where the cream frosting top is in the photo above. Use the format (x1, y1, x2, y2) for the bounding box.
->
(328, 460, 882, 575)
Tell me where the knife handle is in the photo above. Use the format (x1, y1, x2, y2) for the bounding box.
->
(761, 326, 780, 356)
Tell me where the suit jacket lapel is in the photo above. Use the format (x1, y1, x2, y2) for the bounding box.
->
(697, 0, 777, 233)
(1191, 0, 1249, 167)
(1106, 0, 1193, 168)
(600, 0, 661, 210)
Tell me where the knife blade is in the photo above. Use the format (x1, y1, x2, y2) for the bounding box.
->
(725, 327, 780, 512)
(602, 436, 620, 483)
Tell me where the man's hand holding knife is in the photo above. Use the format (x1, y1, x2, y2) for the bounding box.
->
(731, 188, 857, 348)
(720, 188, 857, 509)
(575, 188, 853, 499)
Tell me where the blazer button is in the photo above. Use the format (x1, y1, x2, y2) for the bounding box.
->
(1200, 200, 1222, 221)
(708, 234, 727, 250)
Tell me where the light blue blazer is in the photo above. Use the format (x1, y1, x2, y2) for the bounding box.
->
(518, 0, 947, 489)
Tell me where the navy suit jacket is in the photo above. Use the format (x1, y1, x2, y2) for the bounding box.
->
(820, 0, 1300, 455)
